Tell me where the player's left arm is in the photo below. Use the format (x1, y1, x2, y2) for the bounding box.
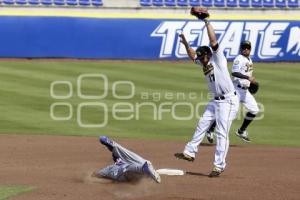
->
(204, 17, 228, 69)
(190, 7, 218, 52)
(204, 19, 219, 52)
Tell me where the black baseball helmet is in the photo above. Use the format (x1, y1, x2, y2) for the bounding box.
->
(196, 46, 212, 58)
(240, 41, 251, 50)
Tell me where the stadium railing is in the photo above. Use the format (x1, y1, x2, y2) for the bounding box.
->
(0, 0, 103, 6)
(140, 0, 299, 8)
(0, 0, 298, 9)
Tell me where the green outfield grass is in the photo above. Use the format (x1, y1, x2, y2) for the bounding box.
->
(0, 186, 33, 200)
(0, 60, 299, 147)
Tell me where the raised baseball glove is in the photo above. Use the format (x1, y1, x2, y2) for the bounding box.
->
(190, 7, 210, 20)
(248, 82, 259, 94)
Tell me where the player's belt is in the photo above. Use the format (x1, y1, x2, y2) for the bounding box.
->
(214, 91, 236, 100)
(237, 84, 248, 90)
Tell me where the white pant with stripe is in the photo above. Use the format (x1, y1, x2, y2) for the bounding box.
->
(235, 84, 259, 115)
(183, 94, 239, 170)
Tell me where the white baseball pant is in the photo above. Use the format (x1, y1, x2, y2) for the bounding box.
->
(235, 85, 259, 115)
(183, 94, 239, 170)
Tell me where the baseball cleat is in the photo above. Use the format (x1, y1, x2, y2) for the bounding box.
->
(174, 153, 195, 162)
(99, 136, 114, 151)
(208, 166, 224, 178)
(206, 131, 214, 144)
(143, 161, 161, 183)
(235, 129, 251, 143)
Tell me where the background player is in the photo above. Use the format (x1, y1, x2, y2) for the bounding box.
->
(232, 41, 260, 142)
(93, 136, 161, 183)
(174, 7, 239, 177)
(206, 41, 259, 143)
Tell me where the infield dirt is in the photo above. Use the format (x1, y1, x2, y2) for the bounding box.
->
(1, 135, 299, 200)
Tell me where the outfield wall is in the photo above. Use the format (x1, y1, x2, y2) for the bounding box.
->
(0, 10, 300, 61)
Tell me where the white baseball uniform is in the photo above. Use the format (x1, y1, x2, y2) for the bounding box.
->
(183, 47, 239, 171)
(232, 55, 259, 115)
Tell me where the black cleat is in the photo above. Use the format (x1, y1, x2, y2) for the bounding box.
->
(208, 167, 224, 178)
(235, 129, 251, 143)
(206, 131, 214, 144)
(174, 153, 195, 162)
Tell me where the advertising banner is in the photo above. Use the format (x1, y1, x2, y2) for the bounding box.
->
(0, 16, 299, 61)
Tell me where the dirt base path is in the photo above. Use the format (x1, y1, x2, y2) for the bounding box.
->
(0, 135, 299, 200)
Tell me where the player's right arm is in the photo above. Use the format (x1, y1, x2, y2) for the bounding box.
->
(232, 57, 256, 83)
(232, 72, 255, 83)
(179, 34, 196, 61)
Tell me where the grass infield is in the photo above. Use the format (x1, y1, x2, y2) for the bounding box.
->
(0, 186, 33, 200)
(0, 60, 299, 147)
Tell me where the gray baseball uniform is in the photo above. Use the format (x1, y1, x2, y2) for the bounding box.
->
(95, 141, 147, 182)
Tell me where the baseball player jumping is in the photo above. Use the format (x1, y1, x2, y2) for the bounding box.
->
(175, 7, 239, 177)
(206, 41, 259, 143)
(93, 136, 161, 183)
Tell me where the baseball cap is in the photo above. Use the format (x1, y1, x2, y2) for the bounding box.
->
(196, 46, 212, 58)
(241, 41, 251, 50)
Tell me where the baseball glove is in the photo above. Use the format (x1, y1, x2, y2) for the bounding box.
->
(190, 7, 210, 20)
(248, 82, 259, 94)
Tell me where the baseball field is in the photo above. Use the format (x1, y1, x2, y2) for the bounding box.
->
(0, 60, 300, 200)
